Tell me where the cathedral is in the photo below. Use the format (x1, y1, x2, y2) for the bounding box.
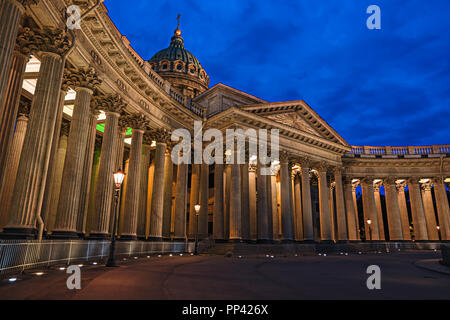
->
(0, 0, 449, 247)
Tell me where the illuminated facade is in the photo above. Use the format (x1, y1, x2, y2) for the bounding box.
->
(0, 0, 449, 243)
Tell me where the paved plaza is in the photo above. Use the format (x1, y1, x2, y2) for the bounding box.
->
(1, 251, 449, 300)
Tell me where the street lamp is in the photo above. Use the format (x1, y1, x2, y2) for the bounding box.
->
(194, 204, 201, 255)
(437, 226, 442, 241)
(106, 169, 125, 267)
(366, 219, 373, 242)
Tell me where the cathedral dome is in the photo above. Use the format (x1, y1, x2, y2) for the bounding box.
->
(149, 17, 209, 98)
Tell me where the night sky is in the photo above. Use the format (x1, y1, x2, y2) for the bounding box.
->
(104, 0, 450, 147)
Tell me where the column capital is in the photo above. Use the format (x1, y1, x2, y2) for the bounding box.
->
(360, 176, 375, 185)
(124, 113, 149, 131)
(14, 27, 36, 58)
(280, 150, 290, 164)
(315, 161, 329, 173)
(298, 156, 311, 168)
(24, 27, 72, 57)
(63, 66, 101, 92)
(430, 176, 445, 185)
(89, 89, 104, 116)
(147, 128, 171, 144)
(333, 166, 344, 175)
(382, 177, 397, 185)
(407, 177, 420, 185)
(17, 100, 30, 118)
(249, 164, 257, 173)
(396, 180, 407, 191)
(98, 94, 127, 114)
(342, 176, 354, 185)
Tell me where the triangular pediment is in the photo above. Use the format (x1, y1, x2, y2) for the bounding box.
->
(240, 100, 349, 146)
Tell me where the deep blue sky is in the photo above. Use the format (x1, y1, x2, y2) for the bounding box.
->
(104, 0, 450, 147)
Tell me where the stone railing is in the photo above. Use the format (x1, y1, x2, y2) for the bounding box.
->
(346, 144, 450, 157)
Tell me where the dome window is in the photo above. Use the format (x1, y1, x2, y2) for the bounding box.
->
(177, 64, 183, 70)
(162, 64, 168, 70)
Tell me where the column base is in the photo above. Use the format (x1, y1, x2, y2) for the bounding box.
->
(320, 240, 335, 244)
(214, 239, 228, 243)
(148, 237, 163, 242)
(49, 230, 80, 239)
(88, 233, 111, 240)
(228, 238, 241, 243)
(296, 240, 316, 244)
(256, 239, 273, 244)
(280, 239, 295, 244)
(119, 235, 137, 241)
(172, 237, 187, 242)
(335, 240, 349, 244)
(1, 227, 36, 239)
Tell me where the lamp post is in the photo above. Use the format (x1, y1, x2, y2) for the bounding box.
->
(194, 204, 200, 255)
(106, 169, 125, 267)
(437, 226, 441, 241)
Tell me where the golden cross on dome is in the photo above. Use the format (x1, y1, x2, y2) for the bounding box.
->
(177, 14, 181, 29)
(175, 13, 182, 36)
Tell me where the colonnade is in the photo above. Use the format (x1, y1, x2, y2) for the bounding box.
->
(0, 7, 448, 243)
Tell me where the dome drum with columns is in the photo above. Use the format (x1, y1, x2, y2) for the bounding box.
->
(0, 1, 448, 248)
(149, 15, 209, 99)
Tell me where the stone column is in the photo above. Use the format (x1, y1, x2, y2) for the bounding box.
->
(240, 163, 250, 242)
(121, 115, 149, 240)
(333, 168, 348, 242)
(293, 172, 303, 241)
(373, 182, 386, 240)
(229, 162, 241, 242)
(145, 153, 155, 238)
(162, 146, 174, 239)
(280, 153, 294, 241)
(85, 143, 101, 235)
(433, 177, 450, 240)
(199, 162, 209, 238)
(248, 165, 257, 241)
(148, 128, 170, 240)
(224, 164, 231, 240)
(343, 177, 359, 241)
(328, 182, 336, 241)
(213, 163, 224, 241)
(189, 164, 201, 238)
(408, 178, 428, 241)
(53, 68, 100, 238)
(115, 120, 127, 172)
(90, 95, 126, 238)
(270, 173, 279, 241)
(41, 83, 68, 231)
(421, 182, 439, 240)
(257, 163, 270, 242)
(173, 156, 188, 240)
(300, 160, 314, 242)
(317, 164, 332, 242)
(76, 104, 100, 236)
(137, 140, 152, 239)
(0, 104, 29, 229)
(360, 177, 380, 240)
(0, 28, 31, 172)
(45, 123, 69, 233)
(3, 28, 70, 238)
(383, 178, 403, 240)
(396, 181, 412, 240)
(0, 2, 37, 110)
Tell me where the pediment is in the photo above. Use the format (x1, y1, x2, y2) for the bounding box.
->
(240, 100, 349, 147)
